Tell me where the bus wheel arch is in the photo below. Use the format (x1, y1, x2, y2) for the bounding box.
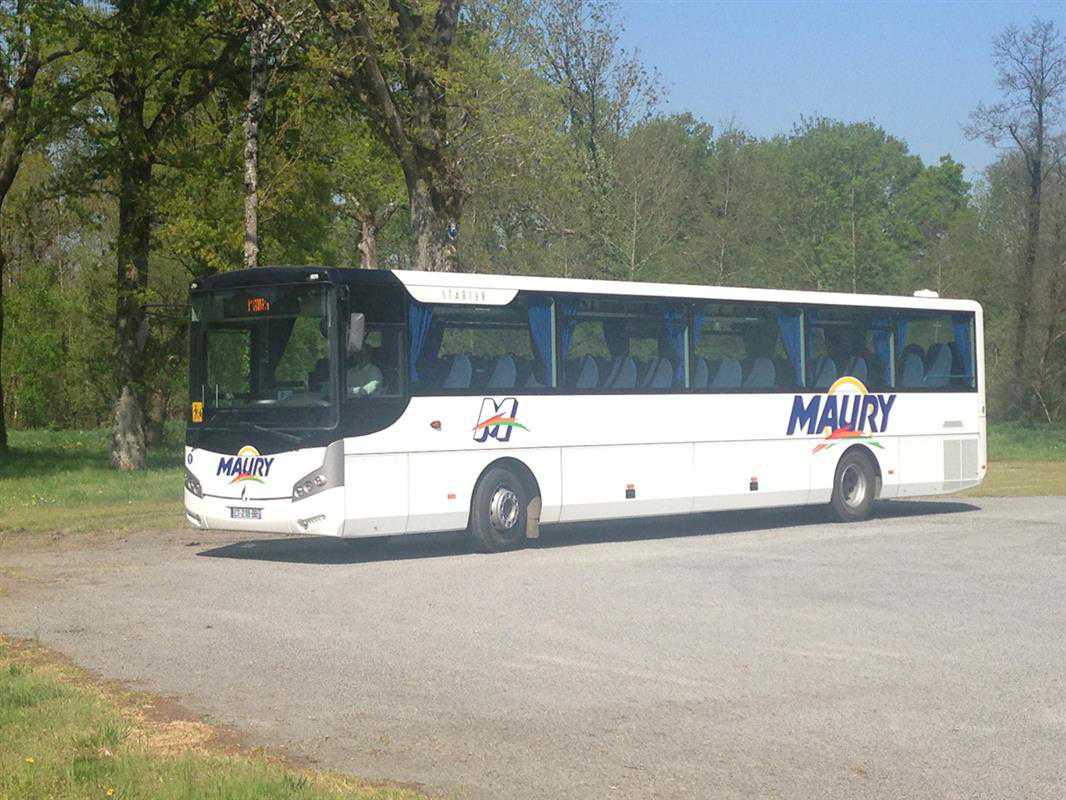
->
(830, 445, 882, 522)
(468, 458, 543, 551)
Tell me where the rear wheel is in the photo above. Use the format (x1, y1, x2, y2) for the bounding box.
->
(830, 449, 877, 522)
(468, 466, 529, 552)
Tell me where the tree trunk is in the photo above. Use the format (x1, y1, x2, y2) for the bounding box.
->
(243, 23, 269, 269)
(407, 169, 461, 272)
(357, 216, 378, 269)
(110, 111, 153, 470)
(0, 247, 7, 452)
(1011, 163, 1042, 415)
(144, 387, 167, 447)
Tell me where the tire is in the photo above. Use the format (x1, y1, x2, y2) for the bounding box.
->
(830, 449, 877, 522)
(468, 466, 529, 552)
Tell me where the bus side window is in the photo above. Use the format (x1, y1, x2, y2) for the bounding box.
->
(409, 296, 545, 394)
(555, 297, 685, 392)
(694, 303, 797, 392)
(894, 311, 975, 391)
(804, 308, 893, 391)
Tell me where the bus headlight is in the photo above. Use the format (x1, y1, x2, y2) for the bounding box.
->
(292, 441, 344, 502)
(184, 467, 203, 498)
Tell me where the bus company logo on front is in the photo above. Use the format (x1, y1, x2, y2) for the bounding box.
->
(216, 445, 275, 484)
(473, 397, 528, 443)
(787, 377, 896, 453)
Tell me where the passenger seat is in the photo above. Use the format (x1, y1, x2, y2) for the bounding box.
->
(847, 356, 870, 384)
(743, 357, 776, 390)
(610, 357, 638, 389)
(486, 355, 517, 390)
(898, 345, 925, 388)
(691, 357, 709, 389)
(442, 354, 472, 390)
(569, 355, 599, 389)
(811, 356, 837, 389)
(647, 359, 673, 390)
(709, 358, 742, 389)
(924, 343, 952, 388)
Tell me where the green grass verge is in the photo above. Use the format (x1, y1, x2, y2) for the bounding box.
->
(0, 428, 183, 534)
(985, 421, 1066, 461)
(1, 421, 1064, 535)
(0, 637, 422, 800)
(963, 460, 1066, 497)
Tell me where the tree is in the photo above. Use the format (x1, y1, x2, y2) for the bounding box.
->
(90, 0, 243, 470)
(967, 18, 1066, 416)
(329, 110, 405, 269)
(532, 0, 659, 277)
(237, 0, 310, 268)
(0, 0, 82, 451)
(305, 0, 463, 272)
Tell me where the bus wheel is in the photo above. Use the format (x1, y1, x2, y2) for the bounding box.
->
(468, 466, 529, 552)
(830, 449, 876, 522)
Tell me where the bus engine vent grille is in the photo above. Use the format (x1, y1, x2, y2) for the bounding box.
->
(944, 438, 978, 482)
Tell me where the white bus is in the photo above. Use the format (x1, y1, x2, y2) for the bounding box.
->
(184, 267, 984, 551)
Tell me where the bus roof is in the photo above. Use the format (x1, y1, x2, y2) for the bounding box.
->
(191, 266, 981, 314)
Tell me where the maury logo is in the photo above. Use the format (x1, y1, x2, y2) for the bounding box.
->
(787, 377, 896, 454)
(473, 397, 528, 443)
(216, 445, 275, 484)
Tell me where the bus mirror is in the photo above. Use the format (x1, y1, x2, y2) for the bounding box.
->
(347, 312, 366, 355)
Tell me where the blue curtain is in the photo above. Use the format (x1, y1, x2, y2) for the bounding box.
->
(603, 319, 629, 356)
(556, 298, 579, 361)
(804, 310, 818, 382)
(776, 310, 803, 386)
(407, 302, 433, 381)
(895, 318, 909, 354)
(872, 314, 893, 385)
(662, 305, 687, 383)
(527, 298, 554, 385)
(952, 314, 974, 383)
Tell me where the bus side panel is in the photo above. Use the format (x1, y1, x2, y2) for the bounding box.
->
(406, 447, 562, 534)
(897, 434, 982, 497)
(693, 439, 811, 511)
(343, 453, 409, 536)
(557, 443, 693, 523)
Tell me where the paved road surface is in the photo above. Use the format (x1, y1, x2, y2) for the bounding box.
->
(2, 497, 1064, 799)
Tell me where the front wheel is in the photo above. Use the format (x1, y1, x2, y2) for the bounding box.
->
(468, 466, 529, 552)
(830, 449, 877, 522)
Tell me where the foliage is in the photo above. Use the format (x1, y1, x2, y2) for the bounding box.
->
(1, 2, 1066, 447)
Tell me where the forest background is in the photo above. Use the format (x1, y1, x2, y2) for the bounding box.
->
(1, 1, 1064, 471)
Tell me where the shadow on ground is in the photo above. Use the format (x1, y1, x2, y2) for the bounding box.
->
(196, 499, 979, 566)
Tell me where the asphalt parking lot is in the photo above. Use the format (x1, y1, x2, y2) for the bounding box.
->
(2, 496, 1064, 799)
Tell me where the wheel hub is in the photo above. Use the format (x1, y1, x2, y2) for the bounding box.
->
(489, 487, 520, 531)
(840, 463, 868, 508)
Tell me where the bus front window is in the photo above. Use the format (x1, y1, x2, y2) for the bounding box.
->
(190, 284, 338, 427)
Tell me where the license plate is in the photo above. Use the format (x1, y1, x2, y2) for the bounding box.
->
(230, 506, 262, 520)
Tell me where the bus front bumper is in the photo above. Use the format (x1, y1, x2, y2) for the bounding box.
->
(184, 487, 345, 537)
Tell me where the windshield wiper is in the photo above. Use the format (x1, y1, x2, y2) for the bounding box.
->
(236, 420, 302, 445)
(191, 409, 303, 447)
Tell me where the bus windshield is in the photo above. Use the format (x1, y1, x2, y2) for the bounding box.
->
(189, 283, 337, 427)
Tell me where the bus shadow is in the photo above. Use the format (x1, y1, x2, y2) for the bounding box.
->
(196, 498, 980, 566)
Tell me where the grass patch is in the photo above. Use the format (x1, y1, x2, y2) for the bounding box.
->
(964, 460, 1066, 497)
(0, 427, 184, 534)
(0, 636, 423, 800)
(986, 421, 1066, 461)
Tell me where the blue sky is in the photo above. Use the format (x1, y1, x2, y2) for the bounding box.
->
(616, 0, 1065, 178)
